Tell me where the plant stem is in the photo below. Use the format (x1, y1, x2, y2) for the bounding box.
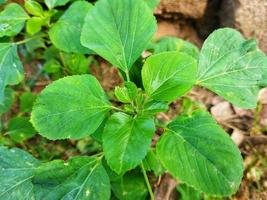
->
(15, 35, 43, 45)
(141, 162, 155, 200)
(125, 70, 130, 82)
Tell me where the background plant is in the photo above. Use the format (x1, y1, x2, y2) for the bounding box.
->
(0, 0, 267, 199)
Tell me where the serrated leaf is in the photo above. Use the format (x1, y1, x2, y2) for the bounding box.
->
(44, 0, 70, 9)
(157, 110, 243, 196)
(103, 112, 155, 174)
(7, 117, 36, 143)
(0, 146, 40, 200)
(33, 156, 110, 200)
(0, 43, 24, 104)
(49, 1, 92, 54)
(142, 52, 197, 102)
(111, 171, 148, 200)
(81, 0, 156, 72)
(152, 36, 199, 59)
(197, 28, 267, 108)
(143, 149, 164, 176)
(115, 82, 138, 103)
(31, 75, 112, 140)
(0, 3, 28, 37)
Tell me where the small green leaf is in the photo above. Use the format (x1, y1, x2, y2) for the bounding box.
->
(115, 82, 138, 103)
(19, 92, 37, 113)
(143, 149, 164, 176)
(25, 36, 46, 53)
(0, 88, 14, 114)
(33, 156, 111, 200)
(111, 171, 148, 200)
(157, 110, 243, 196)
(81, 0, 157, 72)
(49, 1, 92, 54)
(62, 53, 90, 75)
(142, 52, 197, 102)
(103, 112, 155, 174)
(7, 117, 36, 143)
(152, 36, 199, 59)
(24, 0, 44, 17)
(44, 0, 70, 9)
(31, 75, 112, 140)
(197, 28, 267, 108)
(0, 3, 28, 37)
(0, 43, 24, 104)
(26, 17, 44, 35)
(143, 100, 168, 115)
(43, 59, 62, 73)
(0, 146, 40, 200)
(177, 184, 202, 200)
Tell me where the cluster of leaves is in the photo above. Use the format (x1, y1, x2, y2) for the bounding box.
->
(0, 0, 267, 199)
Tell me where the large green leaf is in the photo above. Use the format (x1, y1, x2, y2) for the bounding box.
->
(0, 3, 28, 37)
(197, 28, 267, 108)
(0, 146, 40, 200)
(103, 112, 155, 174)
(142, 52, 197, 102)
(81, 0, 156, 72)
(33, 156, 110, 200)
(31, 75, 112, 140)
(49, 1, 93, 54)
(44, 0, 70, 9)
(0, 43, 24, 104)
(157, 110, 243, 196)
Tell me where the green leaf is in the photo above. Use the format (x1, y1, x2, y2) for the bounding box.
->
(0, 88, 14, 114)
(115, 82, 138, 103)
(44, 0, 70, 9)
(33, 156, 111, 200)
(19, 92, 37, 113)
(142, 52, 197, 102)
(177, 184, 202, 200)
(49, 1, 92, 54)
(111, 171, 148, 200)
(152, 36, 199, 59)
(0, 3, 28, 37)
(0, 146, 40, 200)
(81, 0, 157, 72)
(143, 149, 164, 176)
(197, 28, 267, 108)
(145, 0, 160, 10)
(7, 117, 36, 143)
(62, 53, 90, 75)
(143, 100, 168, 115)
(25, 36, 46, 53)
(103, 112, 155, 174)
(24, 0, 44, 17)
(0, 43, 24, 104)
(26, 17, 44, 35)
(43, 59, 62, 73)
(31, 75, 112, 140)
(157, 110, 243, 196)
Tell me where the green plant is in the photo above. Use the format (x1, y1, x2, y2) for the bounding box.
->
(0, 0, 267, 199)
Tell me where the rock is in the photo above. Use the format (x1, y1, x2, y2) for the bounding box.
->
(231, 129, 245, 146)
(211, 101, 234, 121)
(220, 0, 267, 53)
(258, 88, 267, 104)
(155, 0, 208, 19)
